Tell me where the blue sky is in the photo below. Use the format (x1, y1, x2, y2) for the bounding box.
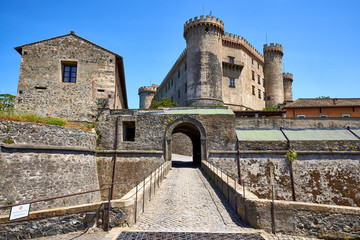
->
(1, 0, 359, 109)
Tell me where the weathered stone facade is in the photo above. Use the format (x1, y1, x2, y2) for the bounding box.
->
(14, 32, 127, 123)
(139, 15, 293, 110)
(0, 121, 100, 216)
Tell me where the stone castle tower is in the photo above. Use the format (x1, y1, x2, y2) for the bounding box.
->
(183, 16, 224, 106)
(138, 84, 158, 109)
(263, 43, 284, 107)
(138, 16, 294, 110)
(283, 73, 293, 102)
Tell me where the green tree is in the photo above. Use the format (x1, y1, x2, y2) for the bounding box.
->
(151, 98, 178, 109)
(0, 94, 15, 114)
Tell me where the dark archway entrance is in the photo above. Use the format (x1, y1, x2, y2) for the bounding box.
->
(164, 116, 207, 164)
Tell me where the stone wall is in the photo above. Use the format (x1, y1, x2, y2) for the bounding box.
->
(208, 151, 360, 207)
(0, 121, 100, 215)
(15, 33, 124, 123)
(202, 161, 360, 239)
(0, 120, 96, 147)
(96, 151, 164, 200)
(172, 133, 193, 156)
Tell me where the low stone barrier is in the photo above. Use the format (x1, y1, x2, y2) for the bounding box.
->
(0, 161, 171, 239)
(201, 160, 360, 239)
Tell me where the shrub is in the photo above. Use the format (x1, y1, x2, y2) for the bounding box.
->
(285, 149, 297, 164)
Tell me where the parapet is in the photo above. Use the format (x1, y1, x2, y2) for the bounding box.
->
(222, 32, 264, 60)
(184, 15, 224, 37)
(263, 43, 283, 55)
(138, 84, 158, 94)
(283, 73, 293, 81)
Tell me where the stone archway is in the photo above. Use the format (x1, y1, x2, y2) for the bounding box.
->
(164, 116, 207, 164)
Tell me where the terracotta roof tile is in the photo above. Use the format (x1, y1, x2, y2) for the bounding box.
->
(285, 98, 360, 108)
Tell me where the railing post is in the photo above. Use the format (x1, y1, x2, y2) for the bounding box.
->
(243, 181, 247, 224)
(106, 186, 111, 231)
(135, 184, 138, 223)
(149, 173, 152, 201)
(271, 184, 276, 234)
(143, 177, 145, 213)
(234, 177, 237, 212)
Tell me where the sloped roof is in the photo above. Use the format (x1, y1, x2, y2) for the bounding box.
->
(14, 31, 122, 58)
(285, 98, 360, 108)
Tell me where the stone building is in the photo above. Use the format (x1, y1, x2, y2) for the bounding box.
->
(284, 98, 360, 118)
(138, 15, 293, 110)
(14, 31, 128, 122)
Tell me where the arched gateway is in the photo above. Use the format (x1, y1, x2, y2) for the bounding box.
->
(164, 116, 207, 164)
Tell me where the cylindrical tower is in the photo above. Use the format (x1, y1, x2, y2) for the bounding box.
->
(263, 43, 284, 107)
(283, 73, 293, 102)
(138, 84, 158, 109)
(184, 15, 224, 106)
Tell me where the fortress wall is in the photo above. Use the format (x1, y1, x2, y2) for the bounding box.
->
(208, 151, 360, 207)
(235, 117, 360, 129)
(96, 151, 164, 200)
(0, 121, 100, 216)
(0, 120, 96, 147)
(172, 133, 192, 156)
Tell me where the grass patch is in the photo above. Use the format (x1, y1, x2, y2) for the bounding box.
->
(0, 112, 91, 131)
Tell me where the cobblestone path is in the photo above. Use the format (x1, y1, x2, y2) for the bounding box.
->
(131, 154, 253, 233)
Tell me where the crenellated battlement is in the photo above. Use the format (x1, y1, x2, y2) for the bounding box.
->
(263, 43, 283, 55)
(184, 15, 224, 38)
(283, 72, 293, 80)
(138, 85, 158, 94)
(222, 32, 264, 60)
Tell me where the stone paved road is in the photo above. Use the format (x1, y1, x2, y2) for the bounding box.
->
(131, 154, 253, 233)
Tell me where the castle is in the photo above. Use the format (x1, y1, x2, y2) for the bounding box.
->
(138, 15, 293, 110)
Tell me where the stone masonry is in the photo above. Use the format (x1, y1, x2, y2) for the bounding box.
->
(14, 32, 127, 123)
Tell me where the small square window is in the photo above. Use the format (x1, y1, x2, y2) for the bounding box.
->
(62, 62, 77, 83)
(297, 115, 306, 118)
(229, 57, 234, 64)
(342, 114, 350, 118)
(252, 85, 255, 95)
(123, 121, 135, 142)
(229, 78, 235, 87)
(319, 115, 328, 118)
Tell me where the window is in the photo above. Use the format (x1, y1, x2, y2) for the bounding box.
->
(252, 71, 255, 80)
(62, 63, 77, 83)
(178, 70, 180, 79)
(185, 63, 187, 71)
(178, 89, 180, 99)
(123, 121, 135, 141)
(319, 115, 328, 118)
(263, 78, 265, 87)
(185, 82, 187, 93)
(257, 75, 261, 84)
(263, 92, 266, 100)
(252, 59, 254, 64)
(297, 115, 306, 118)
(171, 78, 173, 87)
(258, 89, 261, 99)
(342, 114, 351, 118)
(229, 56, 234, 64)
(252, 85, 255, 95)
(229, 78, 235, 87)
(257, 63, 259, 69)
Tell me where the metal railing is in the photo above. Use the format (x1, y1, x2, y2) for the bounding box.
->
(0, 160, 171, 232)
(204, 161, 285, 234)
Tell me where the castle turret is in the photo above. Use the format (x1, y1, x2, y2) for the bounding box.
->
(283, 73, 293, 102)
(138, 84, 158, 109)
(263, 43, 284, 107)
(184, 15, 224, 106)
